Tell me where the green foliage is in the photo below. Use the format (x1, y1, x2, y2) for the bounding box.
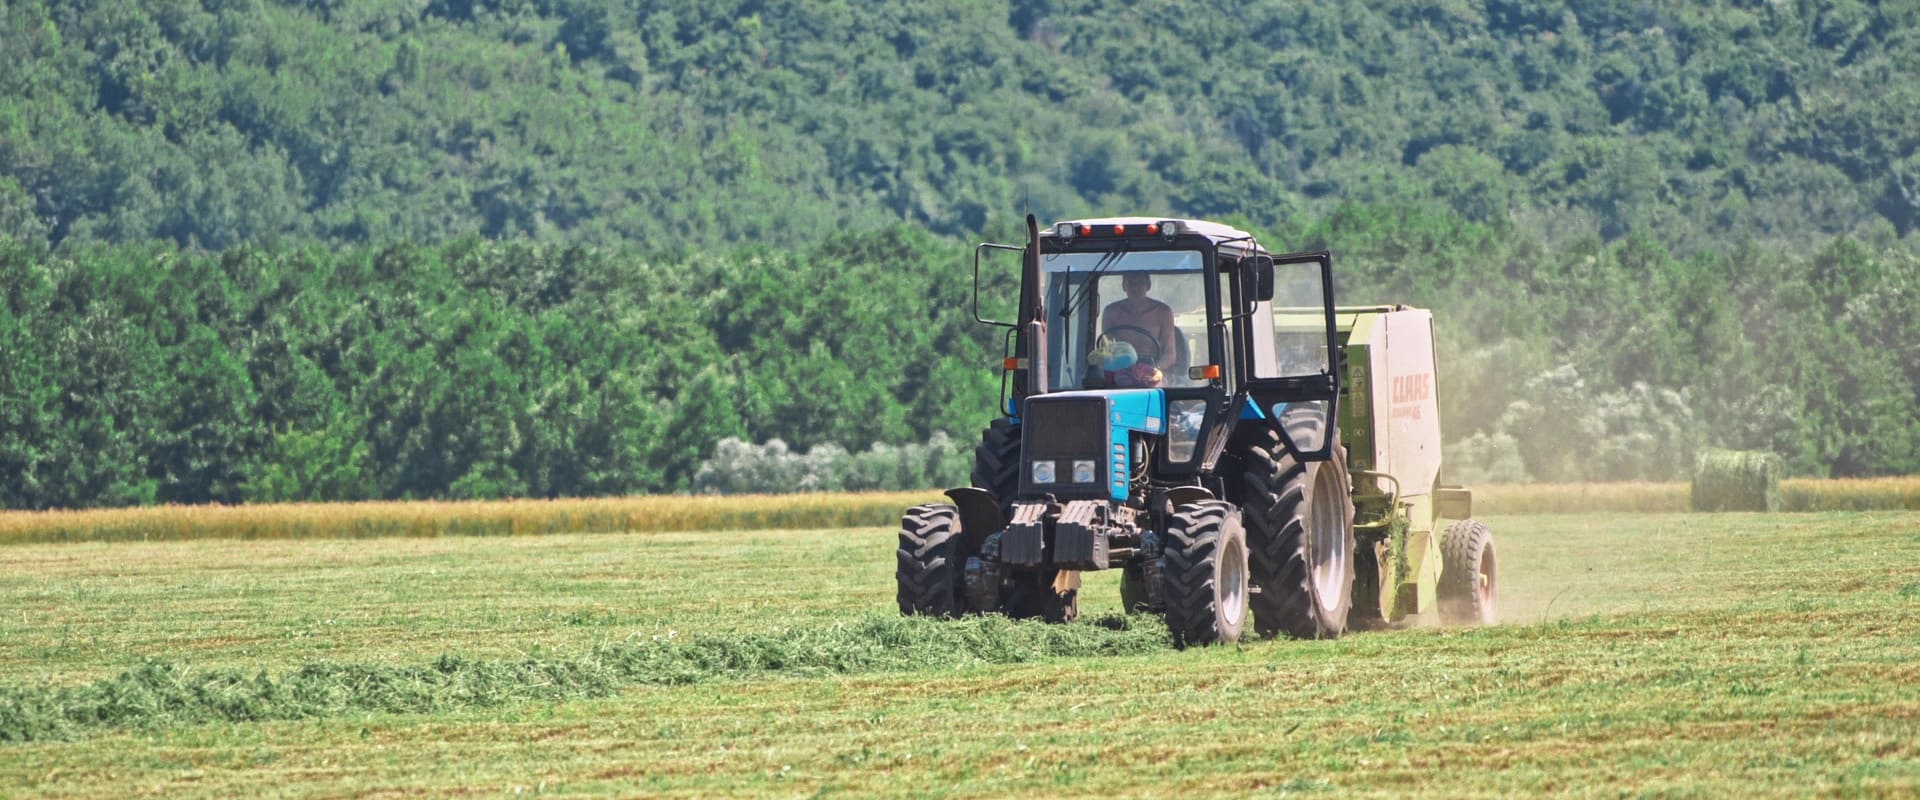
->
(6, 213, 1920, 508)
(3, 3, 1920, 505)
(0, 233, 1003, 507)
(243, 413, 372, 503)
(4, 1, 1919, 250)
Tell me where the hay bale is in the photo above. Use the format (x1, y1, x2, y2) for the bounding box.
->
(1690, 449, 1783, 512)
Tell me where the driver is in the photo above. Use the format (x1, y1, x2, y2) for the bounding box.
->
(1100, 272, 1177, 368)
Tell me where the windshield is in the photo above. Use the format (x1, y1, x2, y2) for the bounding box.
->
(1040, 249, 1211, 391)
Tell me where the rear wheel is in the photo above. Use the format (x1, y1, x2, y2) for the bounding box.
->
(896, 504, 963, 617)
(1161, 501, 1249, 647)
(1439, 519, 1497, 625)
(1243, 426, 1355, 639)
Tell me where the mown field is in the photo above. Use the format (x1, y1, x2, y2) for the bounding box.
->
(2, 508, 1918, 797)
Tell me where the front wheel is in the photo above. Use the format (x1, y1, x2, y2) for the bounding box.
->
(896, 504, 963, 617)
(1160, 501, 1249, 647)
(1439, 519, 1498, 625)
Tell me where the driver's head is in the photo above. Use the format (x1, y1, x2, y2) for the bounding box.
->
(1122, 272, 1151, 299)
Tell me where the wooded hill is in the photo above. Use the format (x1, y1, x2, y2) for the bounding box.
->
(2, 1, 1917, 507)
(5, 0, 1917, 250)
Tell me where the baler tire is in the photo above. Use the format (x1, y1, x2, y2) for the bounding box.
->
(1242, 424, 1356, 640)
(1439, 519, 1498, 625)
(896, 503, 964, 618)
(1160, 500, 1249, 647)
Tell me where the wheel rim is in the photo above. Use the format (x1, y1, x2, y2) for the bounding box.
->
(1219, 529, 1246, 629)
(1308, 465, 1349, 610)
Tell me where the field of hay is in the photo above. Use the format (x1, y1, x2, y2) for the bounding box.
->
(6, 477, 1920, 547)
(1, 506, 1917, 797)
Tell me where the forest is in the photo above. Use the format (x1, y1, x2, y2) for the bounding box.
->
(2, 0, 1917, 507)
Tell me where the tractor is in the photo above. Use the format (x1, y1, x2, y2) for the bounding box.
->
(895, 215, 1498, 645)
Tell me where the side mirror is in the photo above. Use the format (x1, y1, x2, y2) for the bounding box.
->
(1245, 255, 1276, 302)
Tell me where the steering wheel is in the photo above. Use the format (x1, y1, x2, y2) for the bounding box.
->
(1101, 325, 1163, 366)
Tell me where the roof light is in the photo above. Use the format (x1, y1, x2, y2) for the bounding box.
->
(1055, 222, 1077, 239)
(1159, 220, 1181, 239)
(1078, 224, 1093, 237)
(1145, 223, 1160, 236)
(1112, 224, 1126, 235)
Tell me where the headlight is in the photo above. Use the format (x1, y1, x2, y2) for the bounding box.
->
(1072, 460, 1096, 483)
(1031, 460, 1056, 484)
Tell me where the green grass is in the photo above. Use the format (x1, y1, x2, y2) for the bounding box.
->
(1, 512, 1918, 796)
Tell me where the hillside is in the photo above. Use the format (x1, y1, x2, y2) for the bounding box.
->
(2, 1, 1919, 508)
(3, 0, 1917, 250)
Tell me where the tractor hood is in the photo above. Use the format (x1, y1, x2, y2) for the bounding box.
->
(1041, 388, 1167, 436)
(1019, 389, 1166, 502)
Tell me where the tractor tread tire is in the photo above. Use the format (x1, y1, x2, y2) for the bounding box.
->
(1243, 425, 1355, 640)
(1439, 518, 1497, 625)
(970, 418, 1021, 513)
(1161, 500, 1248, 647)
(896, 504, 963, 617)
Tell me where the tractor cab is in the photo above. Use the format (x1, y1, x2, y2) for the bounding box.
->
(1015, 216, 1343, 484)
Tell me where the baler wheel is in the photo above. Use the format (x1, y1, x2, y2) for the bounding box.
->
(1439, 519, 1498, 625)
(896, 503, 964, 617)
(1160, 500, 1249, 647)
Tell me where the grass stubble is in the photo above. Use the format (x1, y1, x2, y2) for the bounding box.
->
(0, 510, 1917, 797)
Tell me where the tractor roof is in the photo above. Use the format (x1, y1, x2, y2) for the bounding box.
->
(1045, 217, 1266, 253)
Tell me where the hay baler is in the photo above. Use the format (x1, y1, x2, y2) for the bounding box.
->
(895, 216, 1496, 644)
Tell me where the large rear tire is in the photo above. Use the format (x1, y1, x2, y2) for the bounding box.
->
(1161, 501, 1249, 647)
(896, 504, 963, 617)
(1243, 426, 1355, 640)
(1439, 519, 1497, 625)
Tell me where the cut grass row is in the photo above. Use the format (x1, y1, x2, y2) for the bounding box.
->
(6, 477, 1920, 545)
(0, 615, 1165, 742)
(0, 510, 1916, 796)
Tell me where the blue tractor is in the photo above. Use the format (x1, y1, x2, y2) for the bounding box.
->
(897, 215, 1393, 646)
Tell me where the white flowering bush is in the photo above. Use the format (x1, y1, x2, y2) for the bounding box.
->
(694, 433, 971, 494)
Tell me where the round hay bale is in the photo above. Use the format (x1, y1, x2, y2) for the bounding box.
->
(1690, 449, 1783, 512)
